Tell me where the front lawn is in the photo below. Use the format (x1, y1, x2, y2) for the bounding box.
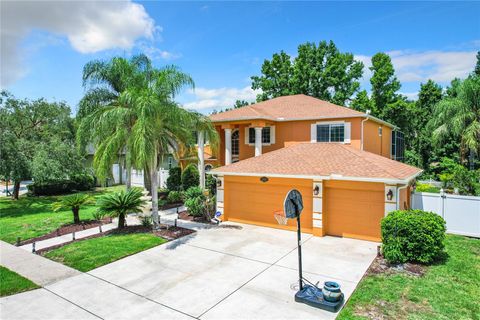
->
(338, 235, 480, 319)
(0, 266, 39, 297)
(44, 232, 167, 272)
(0, 186, 124, 244)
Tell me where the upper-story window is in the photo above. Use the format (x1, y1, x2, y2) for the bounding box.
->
(316, 124, 345, 142)
(247, 126, 275, 145)
(391, 130, 405, 161)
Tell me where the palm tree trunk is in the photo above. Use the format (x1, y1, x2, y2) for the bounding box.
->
(143, 164, 152, 195)
(125, 151, 132, 190)
(151, 156, 160, 229)
(12, 180, 20, 200)
(118, 213, 126, 229)
(72, 208, 80, 224)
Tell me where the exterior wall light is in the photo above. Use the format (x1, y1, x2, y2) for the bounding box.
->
(260, 176, 269, 183)
(386, 189, 393, 201)
(313, 185, 320, 196)
(216, 179, 222, 188)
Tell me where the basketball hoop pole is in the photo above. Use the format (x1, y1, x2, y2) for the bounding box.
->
(290, 199, 303, 291)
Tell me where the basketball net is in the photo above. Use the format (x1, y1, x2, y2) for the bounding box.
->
(274, 210, 288, 225)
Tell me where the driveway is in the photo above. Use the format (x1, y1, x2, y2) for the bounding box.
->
(1, 222, 377, 320)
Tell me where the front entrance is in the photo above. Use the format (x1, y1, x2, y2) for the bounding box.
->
(231, 129, 239, 163)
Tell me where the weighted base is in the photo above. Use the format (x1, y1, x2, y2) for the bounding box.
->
(294, 284, 344, 312)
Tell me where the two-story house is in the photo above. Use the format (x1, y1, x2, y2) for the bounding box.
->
(200, 94, 421, 241)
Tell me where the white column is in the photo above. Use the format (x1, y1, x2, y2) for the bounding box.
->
(197, 131, 205, 189)
(254, 127, 262, 157)
(225, 128, 232, 165)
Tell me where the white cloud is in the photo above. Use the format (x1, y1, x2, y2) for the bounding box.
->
(399, 91, 419, 101)
(184, 86, 260, 110)
(355, 49, 477, 84)
(1, 0, 156, 87)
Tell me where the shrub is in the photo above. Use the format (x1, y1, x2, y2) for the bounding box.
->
(184, 186, 206, 217)
(140, 216, 152, 227)
(71, 174, 95, 191)
(381, 210, 446, 264)
(206, 174, 217, 196)
(167, 190, 183, 204)
(181, 164, 199, 191)
(166, 167, 182, 191)
(415, 183, 440, 193)
(27, 174, 95, 196)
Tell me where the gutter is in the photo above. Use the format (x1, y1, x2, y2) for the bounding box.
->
(361, 117, 369, 150)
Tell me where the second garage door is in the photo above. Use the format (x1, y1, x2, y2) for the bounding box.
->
(324, 180, 384, 241)
(224, 176, 313, 233)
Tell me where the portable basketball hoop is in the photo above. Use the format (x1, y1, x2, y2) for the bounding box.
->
(274, 189, 344, 312)
(273, 210, 288, 225)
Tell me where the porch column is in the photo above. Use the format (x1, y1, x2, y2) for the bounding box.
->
(197, 131, 205, 189)
(225, 128, 232, 165)
(254, 127, 262, 157)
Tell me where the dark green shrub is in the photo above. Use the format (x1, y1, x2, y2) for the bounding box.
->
(181, 164, 199, 191)
(184, 186, 206, 217)
(27, 174, 95, 196)
(381, 210, 446, 264)
(166, 167, 182, 191)
(167, 190, 183, 204)
(71, 174, 95, 191)
(206, 174, 216, 195)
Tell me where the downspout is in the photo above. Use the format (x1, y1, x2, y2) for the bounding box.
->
(396, 184, 409, 210)
(361, 110, 371, 151)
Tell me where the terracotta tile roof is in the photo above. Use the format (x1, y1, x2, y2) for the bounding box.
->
(209, 94, 366, 122)
(211, 143, 422, 183)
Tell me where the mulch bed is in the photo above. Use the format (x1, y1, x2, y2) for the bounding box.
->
(18, 218, 113, 246)
(367, 252, 426, 277)
(36, 224, 195, 255)
(159, 202, 184, 210)
(178, 210, 216, 224)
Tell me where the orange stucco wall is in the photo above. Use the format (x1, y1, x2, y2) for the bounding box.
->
(362, 120, 392, 158)
(223, 175, 313, 233)
(212, 117, 392, 165)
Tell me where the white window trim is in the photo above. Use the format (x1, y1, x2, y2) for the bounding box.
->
(311, 121, 351, 144)
(245, 126, 275, 146)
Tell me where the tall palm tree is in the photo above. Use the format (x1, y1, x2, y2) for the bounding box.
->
(432, 76, 480, 169)
(77, 55, 151, 189)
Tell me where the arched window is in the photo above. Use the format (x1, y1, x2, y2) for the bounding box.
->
(232, 129, 239, 162)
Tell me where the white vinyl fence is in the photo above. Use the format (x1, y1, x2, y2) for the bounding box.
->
(411, 192, 480, 238)
(112, 164, 169, 189)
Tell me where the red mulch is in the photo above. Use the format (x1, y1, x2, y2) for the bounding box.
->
(178, 210, 215, 224)
(367, 253, 426, 277)
(18, 218, 112, 246)
(36, 224, 195, 255)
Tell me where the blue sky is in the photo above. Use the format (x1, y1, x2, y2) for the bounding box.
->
(1, 1, 479, 115)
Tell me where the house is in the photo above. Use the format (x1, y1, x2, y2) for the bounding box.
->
(198, 94, 421, 241)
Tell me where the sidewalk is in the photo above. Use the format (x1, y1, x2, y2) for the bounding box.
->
(0, 241, 80, 286)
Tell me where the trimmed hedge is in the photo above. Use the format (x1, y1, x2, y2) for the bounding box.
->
(181, 164, 199, 191)
(381, 210, 446, 264)
(166, 167, 182, 191)
(27, 174, 95, 196)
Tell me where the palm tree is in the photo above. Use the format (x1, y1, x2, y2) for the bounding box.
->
(77, 55, 151, 189)
(52, 194, 93, 224)
(96, 188, 145, 228)
(432, 76, 480, 169)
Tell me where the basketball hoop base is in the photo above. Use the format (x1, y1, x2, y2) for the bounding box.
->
(295, 284, 344, 312)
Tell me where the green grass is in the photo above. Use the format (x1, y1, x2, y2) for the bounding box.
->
(0, 266, 39, 297)
(44, 233, 167, 272)
(0, 186, 125, 244)
(338, 235, 480, 320)
(415, 183, 441, 193)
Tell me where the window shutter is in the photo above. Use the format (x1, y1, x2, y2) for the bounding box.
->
(270, 126, 275, 144)
(310, 124, 317, 142)
(244, 127, 250, 145)
(344, 122, 351, 143)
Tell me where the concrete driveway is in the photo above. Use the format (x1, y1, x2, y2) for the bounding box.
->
(1, 222, 377, 320)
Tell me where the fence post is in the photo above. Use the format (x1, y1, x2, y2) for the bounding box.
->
(440, 189, 446, 219)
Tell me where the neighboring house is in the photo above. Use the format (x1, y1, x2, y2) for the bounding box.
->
(200, 94, 420, 241)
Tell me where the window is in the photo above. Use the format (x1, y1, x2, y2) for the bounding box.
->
(316, 124, 345, 142)
(232, 130, 239, 157)
(248, 127, 272, 144)
(167, 156, 173, 169)
(391, 131, 405, 161)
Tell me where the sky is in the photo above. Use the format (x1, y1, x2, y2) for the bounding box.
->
(1, 1, 479, 115)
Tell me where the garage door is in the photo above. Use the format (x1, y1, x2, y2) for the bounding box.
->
(325, 181, 384, 241)
(224, 176, 313, 233)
